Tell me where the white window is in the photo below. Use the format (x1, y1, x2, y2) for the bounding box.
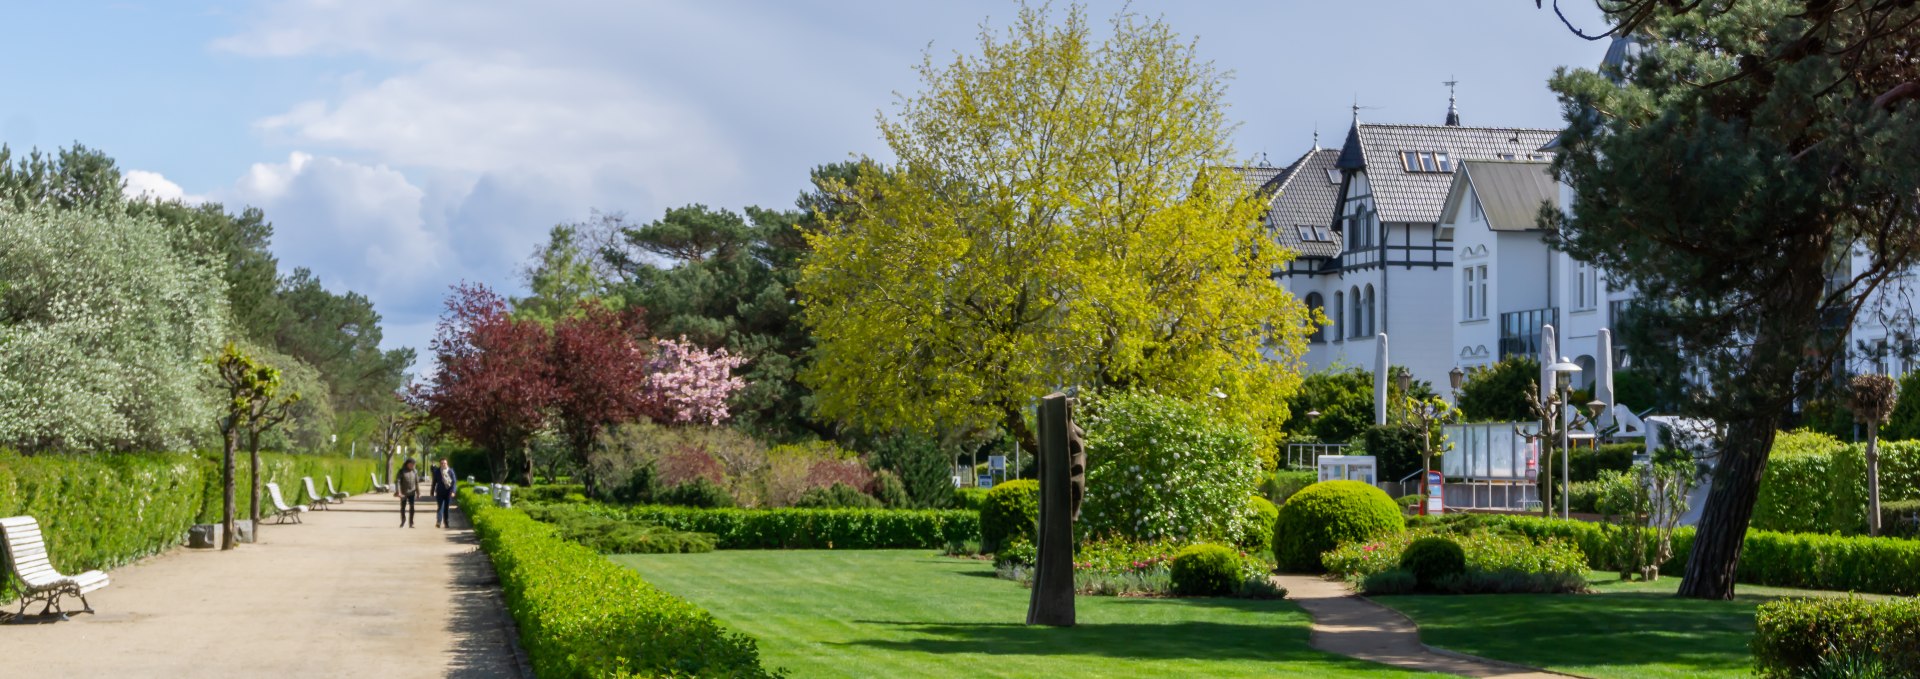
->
(1474, 266, 1489, 320)
(1574, 261, 1598, 310)
(1333, 291, 1345, 341)
(1350, 287, 1363, 339)
(1463, 267, 1476, 321)
(1469, 195, 1482, 223)
(1364, 285, 1376, 336)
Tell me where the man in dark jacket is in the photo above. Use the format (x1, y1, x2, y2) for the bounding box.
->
(431, 458, 458, 528)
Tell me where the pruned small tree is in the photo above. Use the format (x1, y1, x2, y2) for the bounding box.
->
(1851, 373, 1897, 536)
(212, 343, 282, 551)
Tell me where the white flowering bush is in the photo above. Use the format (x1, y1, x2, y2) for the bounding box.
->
(0, 207, 228, 451)
(1080, 390, 1262, 543)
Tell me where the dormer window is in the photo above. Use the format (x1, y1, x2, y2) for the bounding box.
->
(1295, 225, 1332, 242)
(1400, 151, 1453, 173)
(1324, 168, 1341, 184)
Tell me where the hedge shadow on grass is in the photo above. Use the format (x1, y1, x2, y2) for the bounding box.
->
(1382, 591, 1760, 676)
(841, 619, 1336, 663)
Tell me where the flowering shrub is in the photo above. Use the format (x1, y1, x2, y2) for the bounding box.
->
(643, 337, 747, 425)
(1080, 391, 1263, 543)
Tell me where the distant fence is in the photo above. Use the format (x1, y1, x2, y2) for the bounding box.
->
(1285, 443, 1349, 470)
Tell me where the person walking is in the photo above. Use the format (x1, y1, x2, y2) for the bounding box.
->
(431, 458, 458, 528)
(395, 459, 421, 528)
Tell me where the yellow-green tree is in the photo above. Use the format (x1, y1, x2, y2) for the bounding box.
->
(798, 4, 1311, 455)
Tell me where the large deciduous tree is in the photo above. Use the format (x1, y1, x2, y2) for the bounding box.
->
(1544, 0, 1920, 598)
(548, 303, 653, 489)
(413, 283, 555, 483)
(798, 5, 1311, 454)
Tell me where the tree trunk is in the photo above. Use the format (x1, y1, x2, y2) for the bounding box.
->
(1676, 418, 1778, 599)
(248, 432, 262, 540)
(221, 429, 238, 551)
(1868, 430, 1883, 536)
(1004, 403, 1039, 457)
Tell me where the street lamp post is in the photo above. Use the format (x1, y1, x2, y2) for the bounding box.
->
(1550, 357, 1583, 519)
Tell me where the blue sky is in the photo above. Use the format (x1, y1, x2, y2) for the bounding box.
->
(0, 1, 1611, 366)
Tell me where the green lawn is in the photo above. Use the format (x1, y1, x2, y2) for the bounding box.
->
(1375, 571, 1875, 679)
(616, 550, 1443, 678)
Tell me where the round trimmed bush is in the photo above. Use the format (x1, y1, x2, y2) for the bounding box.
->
(1399, 536, 1466, 589)
(1272, 480, 1404, 572)
(1237, 496, 1279, 553)
(1170, 543, 1244, 596)
(979, 479, 1039, 553)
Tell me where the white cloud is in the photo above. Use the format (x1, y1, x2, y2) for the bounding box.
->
(221, 152, 442, 293)
(121, 169, 205, 204)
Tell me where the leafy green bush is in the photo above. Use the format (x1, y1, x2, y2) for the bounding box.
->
(1237, 496, 1278, 553)
(794, 482, 881, 509)
(1324, 528, 1587, 594)
(657, 478, 736, 508)
(615, 505, 979, 550)
(952, 487, 991, 511)
(1080, 391, 1264, 543)
(979, 479, 1039, 553)
(868, 470, 910, 508)
(1569, 443, 1639, 482)
(520, 503, 717, 554)
(1399, 536, 1467, 590)
(1753, 596, 1920, 678)
(0, 450, 375, 604)
(1884, 371, 1920, 443)
(1882, 499, 1920, 539)
(1456, 355, 1540, 423)
(993, 536, 1036, 569)
(1753, 431, 1920, 534)
(1359, 423, 1429, 482)
(1260, 470, 1318, 505)
(1169, 543, 1244, 596)
(459, 488, 775, 678)
(518, 484, 588, 503)
(1272, 480, 1404, 572)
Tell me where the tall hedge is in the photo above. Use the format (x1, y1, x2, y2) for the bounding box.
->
(0, 450, 377, 603)
(618, 505, 979, 550)
(459, 487, 776, 677)
(1752, 432, 1920, 534)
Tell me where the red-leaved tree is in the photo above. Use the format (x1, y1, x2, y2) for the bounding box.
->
(549, 302, 654, 490)
(412, 283, 554, 483)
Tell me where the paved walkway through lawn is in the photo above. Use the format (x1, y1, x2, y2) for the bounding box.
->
(4, 492, 528, 679)
(1274, 574, 1575, 678)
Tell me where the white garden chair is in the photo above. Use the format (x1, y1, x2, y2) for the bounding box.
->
(1, 516, 109, 620)
(300, 477, 336, 511)
(371, 472, 390, 493)
(324, 476, 350, 502)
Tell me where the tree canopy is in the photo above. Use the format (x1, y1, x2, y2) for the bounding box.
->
(798, 4, 1311, 453)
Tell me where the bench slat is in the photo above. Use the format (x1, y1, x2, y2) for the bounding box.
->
(7, 526, 44, 542)
(8, 542, 48, 560)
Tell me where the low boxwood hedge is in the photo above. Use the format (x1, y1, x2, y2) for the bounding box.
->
(1410, 512, 1920, 595)
(1753, 596, 1920, 677)
(458, 487, 777, 678)
(1, 449, 376, 604)
(614, 505, 979, 550)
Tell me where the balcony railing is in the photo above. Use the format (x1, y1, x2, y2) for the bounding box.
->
(1499, 307, 1559, 359)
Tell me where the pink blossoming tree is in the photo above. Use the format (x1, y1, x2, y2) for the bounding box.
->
(642, 338, 747, 425)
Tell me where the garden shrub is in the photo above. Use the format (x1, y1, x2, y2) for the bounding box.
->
(1753, 596, 1920, 678)
(952, 487, 991, 511)
(1359, 423, 1428, 482)
(518, 484, 588, 503)
(459, 488, 775, 678)
(1080, 391, 1264, 543)
(1169, 543, 1244, 596)
(1260, 470, 1317, 505)
(617, 505, 979, 550)
(1237, 496, 1279, 553)
(0, 450, 376, 604)
(657, 478, 736, 508)
(520, 503, 717, 554)
(1456, 355, 1541, 423)
(1398, 536, 1466, 590)
(1568, 443, 1639, 483)
(1359, 569, 1419, 595)
(993, 536, 1036, 569)
(794, 482, 881, 509)
(865, 431, 959, 508)
(1752, 432, 1920, 535)
(868, 470, 910, 508)
(979, 479, 1039, 553)
(1881, 499, 1920, 539)
(1324, 528, 1587, 594)
(1272, 480, 1404, 572)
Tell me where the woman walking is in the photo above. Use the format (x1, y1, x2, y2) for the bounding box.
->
(395, 459, 421, 528)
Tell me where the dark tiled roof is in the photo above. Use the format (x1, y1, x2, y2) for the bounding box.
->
(1457, 160, 1558, 231)
(1338, 123, 1561, 224)
(1266, 148, 1344, 258)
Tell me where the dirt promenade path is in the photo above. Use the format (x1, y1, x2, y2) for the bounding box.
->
(3, 492, 528, 679)
(1275, 574, 1575, 678)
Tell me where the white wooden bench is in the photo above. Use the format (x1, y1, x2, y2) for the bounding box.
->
(324, 476, 350, 502)
(1, 516, 109, 620)
(265, 483, 307, 524)
(370, 472, 391, 494)
(300, 477, 336, 511)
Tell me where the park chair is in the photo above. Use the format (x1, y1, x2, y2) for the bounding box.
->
(300, 477, 336, 511)
(371, 472, 390, 494)
(324, 476, 350, 502)
(1, 516, 109, 621)
(265, 483, 307, 524)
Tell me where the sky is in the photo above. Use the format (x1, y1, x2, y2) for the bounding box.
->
(0, 0, 1612, 368)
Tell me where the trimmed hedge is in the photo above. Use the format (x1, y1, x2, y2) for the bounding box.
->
(1272, 480, 1404, 572)
(1169, 544, 1243, 597)
(614, 505, 979, 550)
(1260, 470, 1317, 505)
(1238, 496, 1279, 553)
(1753, 596, 1920, 678)
(979, 479, 1038, 553)
(1, 450, 375, 603)
(1410, 513, 1920, 595)
(1569, 443, 1639, 483)
(459, 487, 775, 677)
(1752, 434, 1920, 535)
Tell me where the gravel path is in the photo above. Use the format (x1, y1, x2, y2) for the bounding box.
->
(4, 492, 528, 679)
(1274, 574, 1576, 678)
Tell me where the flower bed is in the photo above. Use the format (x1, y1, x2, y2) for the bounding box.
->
(1322, 529, 1588, 594)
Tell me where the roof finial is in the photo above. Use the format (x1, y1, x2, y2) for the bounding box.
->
(1312, 124, 1321, 151)
(1352, 95, 1361, 123)
(1443, 76, 1461, 126)
(1258, 150, 1271, 168)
